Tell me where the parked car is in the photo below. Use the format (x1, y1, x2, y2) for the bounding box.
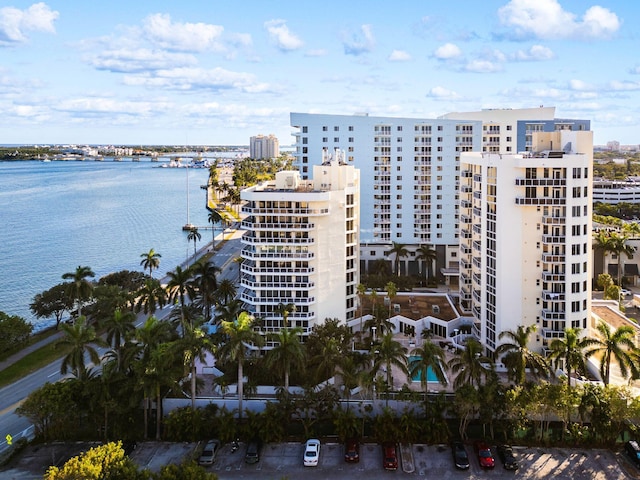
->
(198, 439, 221, 466)
(245, 439, 261, 464)
(475, 441, 495, 469)
(344, 438, 360, 463)
(497, 444, 518, 470)
(304, 439, 321, 467)
(626, 440, 640, 467)
(382, 442, 398, 470)
(621, 288, 632, 297)
(452, 441, 470, 470)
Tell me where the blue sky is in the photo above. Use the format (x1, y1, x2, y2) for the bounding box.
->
(1, 0, 638, 146)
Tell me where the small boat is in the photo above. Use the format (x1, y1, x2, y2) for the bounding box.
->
(182, 223, 196, 231)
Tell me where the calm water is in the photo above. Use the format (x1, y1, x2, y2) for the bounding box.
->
(0, 160, 214, 331)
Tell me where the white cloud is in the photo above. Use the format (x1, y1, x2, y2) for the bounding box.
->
(609, 80, 640, 92)
(142, 13, 224, 52)
(264, 19, 303, 52)
(342, 24, 375, 56)
(305, 49, 328, 57)
(498, 0, 620, 40)
(88, 48, 198, 73)
(388, 49, 411, 62)
(433, 43, 461, 60)
(122, 66, 273, 94)
(464, 60, 502, 73)
(569, 79, 596, 91)
(427, 86, 460, 100)
(0, 2, 58, 46)
(511, 44, 554, 61)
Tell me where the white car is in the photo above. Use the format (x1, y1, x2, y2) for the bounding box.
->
(304, 439, 320, 467)
(621, 288, 632, 297)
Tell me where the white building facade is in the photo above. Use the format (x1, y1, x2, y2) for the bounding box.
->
(459, 130, 593, 355)
(239, 151, 359, 346)
(250, 134, 280, 160)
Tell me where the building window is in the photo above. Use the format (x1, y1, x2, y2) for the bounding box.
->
(334, 137, 339, 142)
(322, 137, 328, 142)
(302, 126, 308, 133)
(323, 126, 328, 131)
(302, 137, 308, 144)
(507, 125, 512, 130)
(349, 126, 354, 131)
(334, 126, 339, 131)
(370, 250, 376, 256)
(397, 146, 402, 152)
(349, 137, 354, 142)
(397, 126, 403, 131)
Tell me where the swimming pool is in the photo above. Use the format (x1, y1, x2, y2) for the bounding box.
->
(409, 356, 440, 382)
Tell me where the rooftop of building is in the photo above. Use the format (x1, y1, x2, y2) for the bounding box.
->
(360, 290, 460, 322)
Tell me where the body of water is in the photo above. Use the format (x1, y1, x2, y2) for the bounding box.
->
(0, 160, 216, 331)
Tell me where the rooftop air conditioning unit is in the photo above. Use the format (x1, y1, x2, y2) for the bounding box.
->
(393, 304, 401, 313)
(432, 305, 440, 314)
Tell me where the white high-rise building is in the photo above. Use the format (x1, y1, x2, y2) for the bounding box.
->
(250, 134, 280, 160)
(459, 130, 593, 355)
(240, 150, 359, 346)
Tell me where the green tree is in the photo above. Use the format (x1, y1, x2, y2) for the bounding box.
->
(447, 338, 493, 389)
(495, 324, 550, 384)
(385, 281, 397, 320)
(415, 244, 437, 283)
(275, 302, 296, 328)
(57, 316, 106, 381)
(189, 258, 220, 322)
(140, 248, 162, 278)
(177, 323, 214, 409)
(548, 327, 593, 389)
(409, 341, 448, 389)
(187, 227, 202, 261)
(135, 278, 168, 316)
(208, 209, 224, 249)
(214, 279, 237, 307)
(30, 283, 74, 329)
(217, 312, 264, 417)
(371, 332, 408, 391)
(0, 311, 33, 353)
(585, 321, 637, 385)
(61, 265, 95, 319)
(166, 265, 196, 331)
(385, 242, 409, 276)
(265, 326, 305, 390)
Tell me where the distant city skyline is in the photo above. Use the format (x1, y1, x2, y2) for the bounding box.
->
(1, 1, 639, 146)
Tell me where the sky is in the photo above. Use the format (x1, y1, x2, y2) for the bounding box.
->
(1, 0, 639, 146)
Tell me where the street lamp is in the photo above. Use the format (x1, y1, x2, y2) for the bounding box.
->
(372, 326, 377, 344)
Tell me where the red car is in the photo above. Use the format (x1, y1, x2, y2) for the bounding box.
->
(382, 442, 398, 470)
(475, 442, 495, 469)
(344, 438, 360, 463)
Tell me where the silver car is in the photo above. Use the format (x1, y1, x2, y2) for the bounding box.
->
(198, 439, 221, 465)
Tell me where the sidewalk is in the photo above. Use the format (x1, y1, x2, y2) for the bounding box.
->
(0, 329, 65, 372)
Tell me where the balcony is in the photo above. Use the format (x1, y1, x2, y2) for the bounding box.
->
(241, 279, 315, 290)
(515, 178, 566, 186)
(241, 206, 329, 216)
(541, 253, 565, 263)
(541, 310, 566, 321)
(242, 235, 315, 245)
(542, 215, 566, 225)
(541, 234, 566, 243)
(542, 271, 565, 282)
(515, 197, 566, 206)
(242, 249, 315, 260)
(242, 220, 315, 231)
(241, 292, 315, 305)
(542, 328, 566, 339)
(542, 290, 565, 301)
(240, 264, 315, 275)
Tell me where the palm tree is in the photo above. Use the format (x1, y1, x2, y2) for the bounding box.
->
(61, 265, 95, 319)
(495, 325, 550, 384)
(135, 278, 168, 316)
(447, 338, 493, 389)
(409, 341, 448, 389)
(214, 279, 237, 307)
(189, 258, 220, 322)
(177, 323, 214, 409)
(208, 209, 224, 249)
(548, 327, 593, 388)
(585, 321, 637, 385)
(356, 283, 367, 335)
(218, 311, 264, 417)
(214, 298, 244, 325)
(140, 248, 161, 278)
(187, 227, 202, 262)
(610, 231, 637, 287)
(102, 308, 135, 353)
(165, 265, 195, 330)
(276, 302, 296, 328)
(57, 316, 106, 381)
(371, 332, 408, 390)
(385, 281, 397, 320)
(415, 244, 437, 284)
(265, 326, 306, 391)
(385, 242, 409, 276)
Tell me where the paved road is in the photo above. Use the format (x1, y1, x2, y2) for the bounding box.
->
(0, 231, 243, 452)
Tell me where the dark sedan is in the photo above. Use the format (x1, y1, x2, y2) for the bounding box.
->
(452, 441, 470, 470)
(497, 444, 518, 470)
(344, 438, 360, 463)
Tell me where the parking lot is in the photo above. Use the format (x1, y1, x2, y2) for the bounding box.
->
(204, 442, 635, 480)
(1, 441, 635, 479)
